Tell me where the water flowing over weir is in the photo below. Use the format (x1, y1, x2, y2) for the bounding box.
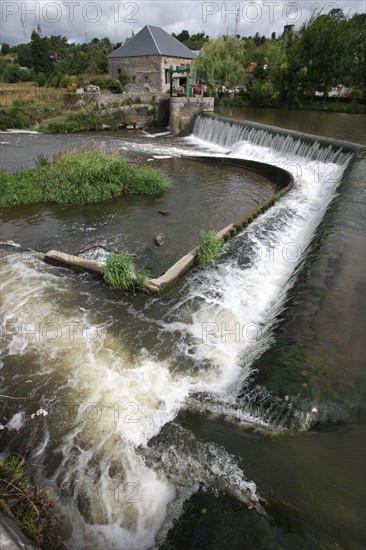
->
(0, 117, 359, 549)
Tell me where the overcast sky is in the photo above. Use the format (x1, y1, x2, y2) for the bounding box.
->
(1, 0, 365, 45)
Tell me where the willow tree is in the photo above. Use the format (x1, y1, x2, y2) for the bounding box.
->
(193, 36, 245, 95)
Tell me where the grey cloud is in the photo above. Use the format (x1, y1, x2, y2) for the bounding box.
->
(0, 0, 363, 45)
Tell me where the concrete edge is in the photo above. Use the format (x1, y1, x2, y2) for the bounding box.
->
(44, 250, 104, 276)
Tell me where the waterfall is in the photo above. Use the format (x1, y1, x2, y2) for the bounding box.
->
(193, 114, 354, 165)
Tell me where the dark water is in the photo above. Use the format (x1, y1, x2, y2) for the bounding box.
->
(1, 140, 272, 276)
(216, 105, 366, 145)
(0, 110, 365, 550)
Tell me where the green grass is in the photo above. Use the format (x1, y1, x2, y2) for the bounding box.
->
(101, 253, 149, 290)
(38, 109, 131, 133)
(196, 230, 223, 266)
(0, 149, 170, 207)
(0, 455, 63, 549)
(102, 252, 136, 290)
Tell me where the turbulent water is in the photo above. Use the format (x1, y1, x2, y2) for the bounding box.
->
(0, 116, 359, 549)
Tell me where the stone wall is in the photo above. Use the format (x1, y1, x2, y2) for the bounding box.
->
(170, 96, 215, 136)
(108, 55, 195, 94)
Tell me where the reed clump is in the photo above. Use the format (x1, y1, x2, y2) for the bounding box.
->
(196, 230, 223, 266)
(101, 252, 149, 290)
(0, 149, 170, 207)
(0, 454, 64, 549)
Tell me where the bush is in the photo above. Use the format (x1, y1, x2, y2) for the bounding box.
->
(102, 253, 150, 290)
(118, 69, 130, 87)
(102, 252, 136, 289)
(107, 79, 122, 94)
(248, 80, 272, 106)
(39, 109, 131, 133)
(196, 230, 223, 266)
(0, 104, 32, 130)
(2, 64, 33, 83)
(35, 72, 46, 87)
(0, 149, 171, 207)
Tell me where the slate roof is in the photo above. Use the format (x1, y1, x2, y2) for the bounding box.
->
(107, 25, 196, 59)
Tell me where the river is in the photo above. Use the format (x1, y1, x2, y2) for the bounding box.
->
(0, 107, 365, 549)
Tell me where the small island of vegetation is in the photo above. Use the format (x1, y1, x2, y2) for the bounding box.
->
(0, 149, 170, 207)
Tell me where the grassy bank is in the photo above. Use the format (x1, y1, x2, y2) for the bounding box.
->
(37, 109, 129, 133)
(0, 454, 64, 549)
(0, 100, 65, 130)
(0, 149, 170, 207)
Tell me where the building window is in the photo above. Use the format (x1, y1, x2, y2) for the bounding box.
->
(165, 69, 170, 84)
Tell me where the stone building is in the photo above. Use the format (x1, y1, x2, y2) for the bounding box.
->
(107, 25, 196, 94)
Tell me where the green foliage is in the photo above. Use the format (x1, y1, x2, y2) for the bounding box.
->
(107, 79, 122, 94)
(118, 69, 130, 87)
(1, 43, 12, 55)
(248, 80, 272, 106)
(35, 154, 49, 167)
(0, 454, 62, 549)
(125, 167, 171, 195)
(0, 167, 43, 206)
(0, 103, 33, 130)
(172, 30, 209, 50)
(35, 72, 47, 87)
(39, 108, 131, 133)
(0, 149, 170, 207)
(102, 252, 136, 290)
(63, 92, 82, 107)
(196, 230, 223, 266)
(1, 63, 34, 83)
(194, 36, 245, 96)
(102, 253, 150, 290)
(135, 267, 149, 289)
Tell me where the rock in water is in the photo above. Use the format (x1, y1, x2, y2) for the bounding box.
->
(155, 232, 166, 246)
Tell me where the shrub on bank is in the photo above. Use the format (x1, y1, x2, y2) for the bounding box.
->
(0, 149, 170, 207)
(196, 229, 223, 266)
(38, 109, 130, 133)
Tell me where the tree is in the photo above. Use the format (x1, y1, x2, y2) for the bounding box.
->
(14, 44, 32, 68)
(345, 13, 366, 88)
(172, 30, 190, 43)
(194, 36, 246, 95)
(1, 44, 11, 56)
(172, 30, 209, 50)
(30, 26, 52, 75)
(297, 10, 349, 99)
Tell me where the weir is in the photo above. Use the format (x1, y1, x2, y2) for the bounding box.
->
(192, 113, 361, 161)
(42, 115, 356, 292)
(1, 116, 362, 550)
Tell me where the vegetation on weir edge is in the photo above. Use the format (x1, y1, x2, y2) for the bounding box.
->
(101, 252, 149, 290)
(196, 230, 223, 266)
(0, 454, 64, 549)
(0, 149, 170, 207)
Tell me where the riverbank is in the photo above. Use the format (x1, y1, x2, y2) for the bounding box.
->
(1, 86, 365, 133)
(217, 94, 366, 115)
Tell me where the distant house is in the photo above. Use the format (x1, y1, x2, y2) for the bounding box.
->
(107, 25, 196, 94)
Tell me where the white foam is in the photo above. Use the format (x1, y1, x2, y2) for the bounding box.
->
(0, 127, 352, 548)
(5, 411, 24, 431)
